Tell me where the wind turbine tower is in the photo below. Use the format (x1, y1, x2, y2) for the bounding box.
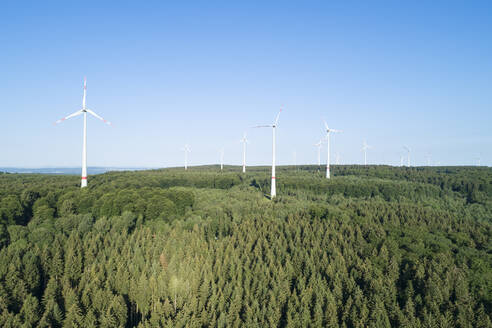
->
(219, 148, 224, 171)
(314, 139, 323, 168)
(362, 140, 372, 165)
(254, 109, 282, 198)
(182, 145, 191, 170)
(324, 121, 341, 179)
(403, 146, 411, 166)
(55, 77, 111, 188)
(293, 150, 297, 171)
(240, 133, 249, 173)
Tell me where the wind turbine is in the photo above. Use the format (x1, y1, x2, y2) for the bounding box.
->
(182, 144, 191, 170)
(403, 146, 411, 166)
(314, 139, 323, 167)
(253, 109, 282, 198)
(362, 140, 372, 165)
(293, 150, 297, 171)
(335, 152, 340, 165)
(219, 148, 224, 171)
(55, 77, 111, 188)
(240, 133, 249, 173)
(477, 154, 481, 166)
(323, 121, 341, 179)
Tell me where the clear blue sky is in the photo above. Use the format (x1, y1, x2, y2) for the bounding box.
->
(1, 1, 491, 167)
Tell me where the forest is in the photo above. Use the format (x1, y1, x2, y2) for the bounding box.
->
(0, 165, 491, 327)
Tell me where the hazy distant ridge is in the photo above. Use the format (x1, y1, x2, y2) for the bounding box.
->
(0, 167, 152, 175)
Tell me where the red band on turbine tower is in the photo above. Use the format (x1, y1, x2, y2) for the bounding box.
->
(81, 177, 87, 180)
(272, 177, 276, 179)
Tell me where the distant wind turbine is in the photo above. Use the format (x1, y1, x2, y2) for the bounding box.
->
(335, 152, 340, 165)
(253, 108, 282, 198)
(362, 140, 372, 165)
(403, 146, 411, 166)
(55, 77, 111, 188)
(240, 133, 249, 173)
(477, 155, 481, 166)
(293, 150, 297, 171)
(314, 139, 323, 167)
(182, 144, 191, 170)
(219, 148, 224, 171)
(324, 121, 341, 179)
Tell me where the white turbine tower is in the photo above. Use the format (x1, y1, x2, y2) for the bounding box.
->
(323, 121, 341, 179)
(55, 77, 111, 188)
(293, 150, 297, 171)
(254, 109, 282, 199)
(219, 147, 224, 171)
(314, 139, 323, 167)
(182, 144, 191, 170)
(240, 133, 249, 173)
(403, 146, 411, 166)
(362, 140, 372, 165)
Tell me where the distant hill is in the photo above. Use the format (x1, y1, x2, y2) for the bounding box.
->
(0, 167, 153, 175)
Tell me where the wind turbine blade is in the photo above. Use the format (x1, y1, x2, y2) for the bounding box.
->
(324, 120, 329, 131)
(54, 110, 83, 124)
(252, 125, 272, 128)
(331, 129, 342, 133)
(274, 108, 282, 126)
(86, 109, 112, 125)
